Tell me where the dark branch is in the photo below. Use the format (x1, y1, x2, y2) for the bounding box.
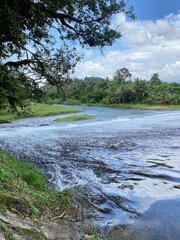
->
(4, 59, 35, 68)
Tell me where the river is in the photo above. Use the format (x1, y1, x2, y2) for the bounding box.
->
(0, 105, 180, 239)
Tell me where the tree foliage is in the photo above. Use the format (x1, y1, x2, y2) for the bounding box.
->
(150, 73, 162, 86)
(0, 0, 134, 111)
(113, 67, 132, 84)
(45, 69, 180, 106)
(0, 65, 44, 114)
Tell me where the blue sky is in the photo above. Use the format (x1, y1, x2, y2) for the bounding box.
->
(130, 0, 180, 20)
(74, 0, 180, 82)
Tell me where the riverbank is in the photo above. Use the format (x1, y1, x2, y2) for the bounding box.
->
(57, 100, 180, 110)
(83, 103, 180, 110)
(0, 150, 101, 240)
(1, 103, 179, 124)
(0, 103, 80, 122)
(0, 150, 73, 239)
(108, 103, 180, 110)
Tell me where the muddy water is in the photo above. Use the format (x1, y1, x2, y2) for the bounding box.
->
(0, 105, 180, 239)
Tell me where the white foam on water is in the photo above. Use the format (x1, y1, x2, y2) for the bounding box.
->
(53, 168, 102, 191)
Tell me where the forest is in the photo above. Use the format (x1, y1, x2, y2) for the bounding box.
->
(45, 68, 180, 106)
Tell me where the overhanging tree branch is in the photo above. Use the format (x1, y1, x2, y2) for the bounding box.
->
(0, 0, 134, 111)
(4, 59, 35, 68)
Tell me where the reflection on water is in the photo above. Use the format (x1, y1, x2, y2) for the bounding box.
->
(0, 105, 180, 239)
(107, 199, 180, 240)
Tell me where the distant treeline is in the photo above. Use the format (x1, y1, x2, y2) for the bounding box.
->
(45, 68, 180, 105)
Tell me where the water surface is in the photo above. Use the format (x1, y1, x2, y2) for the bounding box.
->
(0, 105, 180, 239)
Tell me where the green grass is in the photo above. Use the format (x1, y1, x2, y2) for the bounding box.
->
(29, 103, 79, 116)
(0, 220, 15, 240)
(55, 114, 96, 122)
(88, 103, 180, 110)
(168, 105, 180, 110)
(0, 150, 72, 218)
(105, 103, 170, 109)
(0, 103, 80, 122)
(83, 235, 102, 240)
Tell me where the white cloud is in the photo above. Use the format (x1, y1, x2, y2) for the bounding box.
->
(76, 61, 106, 76)
(74, 12, 180, 82)
(162, 61, 180, 80)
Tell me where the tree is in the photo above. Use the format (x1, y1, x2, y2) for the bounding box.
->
(113, 67, 132, 84)
(133, 78, 148, 103)
(114, 83, 134, 104)
(150, 73, 162, 86)
(0, 66, 44, 113)
(0, 0, 134, 111)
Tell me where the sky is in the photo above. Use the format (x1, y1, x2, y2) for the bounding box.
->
(73, 0, 180, 82)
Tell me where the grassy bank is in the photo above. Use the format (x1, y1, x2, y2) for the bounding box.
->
(0, 150, 102, 240)
(104, 103, 172, 110)
(77, 103, 180, 110)
(56, 99, 180, 110)
(0, 149, 73, 239)
(167, 105, 180, 110)
(55, 114, 96, 122)
(0, 149, 72, 219)
(0, 103, 80, 122)
(1, 103, 179, 123)
(108, 103, 180, 110)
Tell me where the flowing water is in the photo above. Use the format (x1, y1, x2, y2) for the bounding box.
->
(0, 105, 180, 239)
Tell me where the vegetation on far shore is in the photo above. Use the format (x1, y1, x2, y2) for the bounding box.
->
(55, 114, 96, 122)
(0, 103, 79, 122)
(166, 105, 180, 110)
(1, 101, 179, 125)
(53, 101, 180, 110)
(93, 103, 180, 110)
(45, 71, 180, 109)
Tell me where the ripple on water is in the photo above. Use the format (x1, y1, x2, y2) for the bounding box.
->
(0, 106, 180, 238)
